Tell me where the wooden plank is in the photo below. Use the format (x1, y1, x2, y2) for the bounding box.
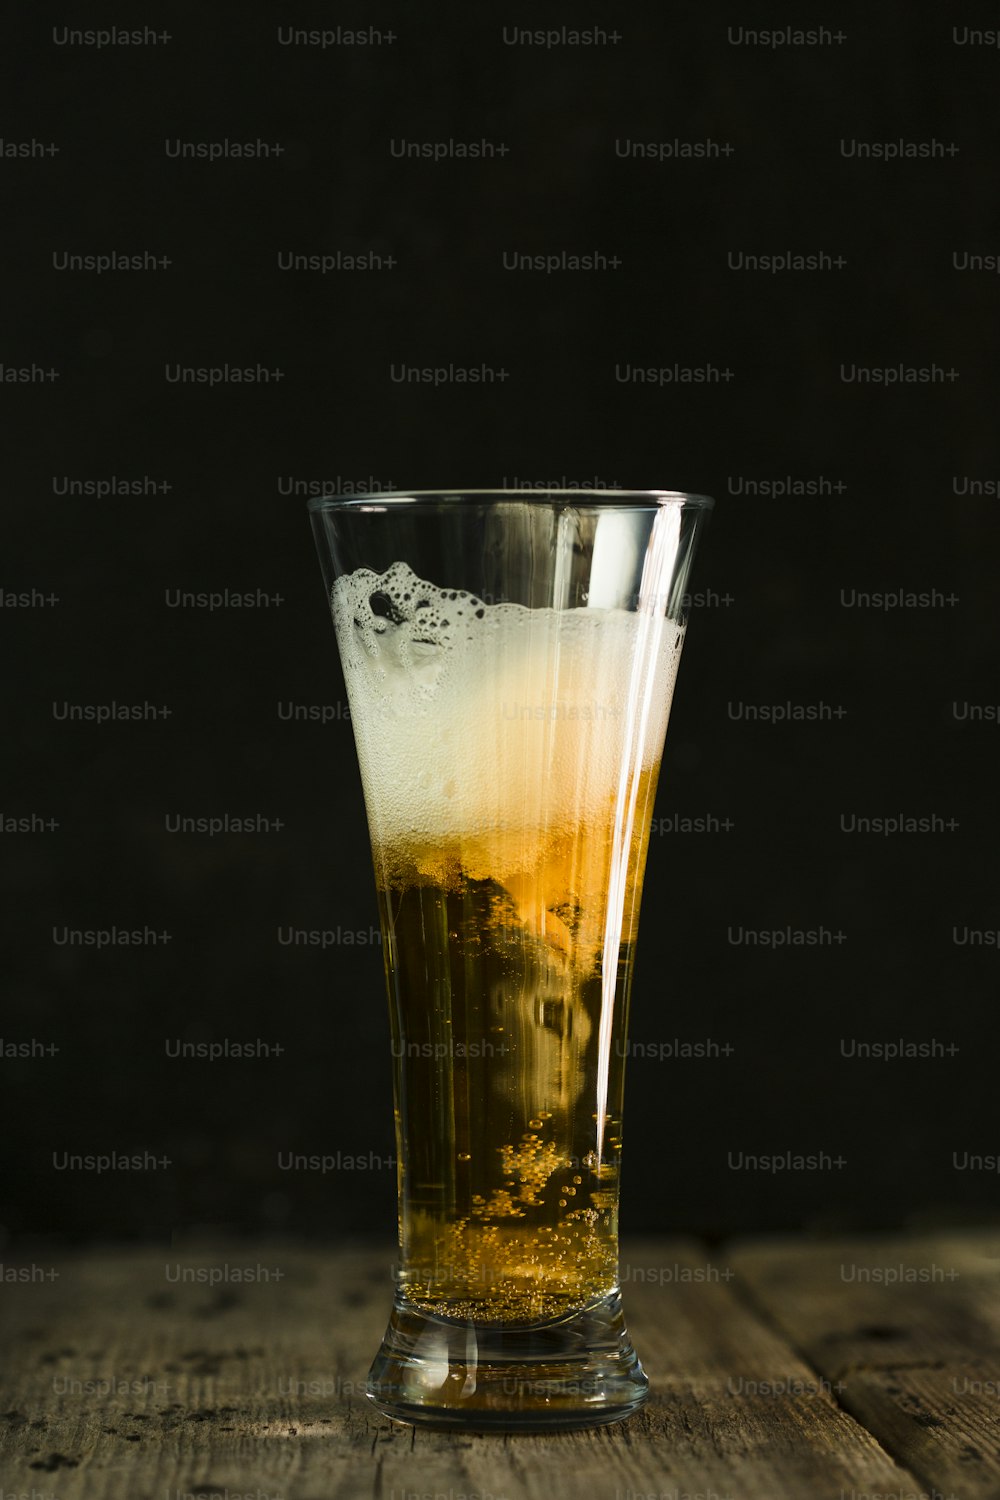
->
(731, 1229, 1000, 1500)
(0, 1239, 918, 1500)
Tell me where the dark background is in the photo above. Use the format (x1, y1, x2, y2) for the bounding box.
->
(3, 4, 998, 1247)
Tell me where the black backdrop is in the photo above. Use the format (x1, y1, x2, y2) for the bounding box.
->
(3, 4, 999, 1247)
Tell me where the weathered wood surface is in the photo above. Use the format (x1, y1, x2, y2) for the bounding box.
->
(0, 1233, 991, 1500)
(732, 1228, 1000, 1500)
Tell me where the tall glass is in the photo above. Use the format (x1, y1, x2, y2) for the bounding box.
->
(308, 490, 712, 1430)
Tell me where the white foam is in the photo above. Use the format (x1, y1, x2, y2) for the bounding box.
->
(332, 562, 685, 873)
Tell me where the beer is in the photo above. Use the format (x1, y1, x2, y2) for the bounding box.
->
(333, 561, 685, 1326)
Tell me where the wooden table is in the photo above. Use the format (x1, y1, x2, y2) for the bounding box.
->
(2, 1230, 998, 1499)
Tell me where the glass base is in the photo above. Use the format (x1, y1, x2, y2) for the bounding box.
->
(366, 1287, 648, 1431)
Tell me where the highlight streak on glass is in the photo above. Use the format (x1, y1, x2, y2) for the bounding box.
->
(594, 505, 682, 1169)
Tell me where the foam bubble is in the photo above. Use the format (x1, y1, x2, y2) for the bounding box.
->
(332, 562, 684, 876)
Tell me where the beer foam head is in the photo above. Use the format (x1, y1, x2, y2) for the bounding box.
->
(332, 562, 684, 876)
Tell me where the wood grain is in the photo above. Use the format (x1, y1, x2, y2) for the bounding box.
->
(0, 1236, 944, 1500)
(732, 1228, 1000, 1500)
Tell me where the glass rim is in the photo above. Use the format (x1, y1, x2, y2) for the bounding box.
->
(307, 487, 714, 514)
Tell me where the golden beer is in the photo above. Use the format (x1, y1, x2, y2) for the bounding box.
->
(335, 562, 681, 1324)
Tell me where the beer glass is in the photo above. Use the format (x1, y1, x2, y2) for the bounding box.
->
(308, 490, 713, 1429)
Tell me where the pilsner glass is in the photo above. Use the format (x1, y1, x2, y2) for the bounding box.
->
(308, 490, 712, 1430)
